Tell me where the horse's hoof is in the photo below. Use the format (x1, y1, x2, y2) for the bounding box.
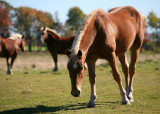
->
(87, 102, 95, 108)
(53, 67, 58, 72)
(128, 97, 134, 102)
(122, 101, 130, 105)
(7, 71, 13, 75)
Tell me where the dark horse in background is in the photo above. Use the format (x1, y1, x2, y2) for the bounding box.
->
(0, 34, 25, 75)
(66, 6, 147, 108)
(40, 27, 75, 72)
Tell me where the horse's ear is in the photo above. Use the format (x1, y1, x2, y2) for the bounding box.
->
(66, 49, 71, 57)
(78, 50, 82, 59)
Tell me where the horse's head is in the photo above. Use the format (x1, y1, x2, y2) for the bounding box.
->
(40, 27, 48, 43)
(19, 35, 25, 52)
(66, 49, 85, 97)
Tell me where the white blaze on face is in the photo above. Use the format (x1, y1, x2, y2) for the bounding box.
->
(73, 62, 78, 69)
(40, 27, 46, 43)
(40, 31, 46, 43)
(40, 34, 44, 42)
(68, 55, 78, 69)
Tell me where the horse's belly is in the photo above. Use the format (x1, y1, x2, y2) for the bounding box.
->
(115, 38, 134, 56)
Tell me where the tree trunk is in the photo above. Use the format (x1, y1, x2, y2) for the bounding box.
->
(28, 41, 32, 52)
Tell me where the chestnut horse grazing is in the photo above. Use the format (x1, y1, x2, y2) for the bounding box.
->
(66, 6, 146, 108)
(40, 27, 75, 71)
(0, 34, 25, 75)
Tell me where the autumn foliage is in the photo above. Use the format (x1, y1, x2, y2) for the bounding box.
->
(0, 2, 12, 38)
(14, 7, 54, 51)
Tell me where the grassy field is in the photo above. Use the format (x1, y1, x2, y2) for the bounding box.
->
(0, 54, 160, 113)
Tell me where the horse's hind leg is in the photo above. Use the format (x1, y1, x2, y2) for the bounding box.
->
(127, 47, 140, 102)
(127, 31, 144, 102)
(108, 52, 130, 105)
(118, 53, 129, 91)
(86, 59, 97, 108)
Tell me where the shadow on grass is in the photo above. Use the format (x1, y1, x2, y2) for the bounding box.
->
(0, 103, 87, 114)
(40, 71, 48, 74)
(0, 101, 120, 113)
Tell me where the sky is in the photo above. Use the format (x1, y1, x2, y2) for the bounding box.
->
(5, 0, 160, 24)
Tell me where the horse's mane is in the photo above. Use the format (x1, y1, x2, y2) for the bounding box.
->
(108, 6, 123, 13)
(45, 27, 61, 38)
(71, 8, 103, 54)
(8, 34, 23, 40)
(141, 14, 147, 23)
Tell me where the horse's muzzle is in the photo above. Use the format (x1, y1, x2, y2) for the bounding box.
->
(71, 90, 81, 97)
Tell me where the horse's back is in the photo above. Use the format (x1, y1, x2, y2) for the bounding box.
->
(47, 35, 75, 54)
(58, 35, 75, 54)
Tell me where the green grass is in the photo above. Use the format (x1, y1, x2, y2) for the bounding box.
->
(25, 45, 47, 52)
(0, 60, 160, 114)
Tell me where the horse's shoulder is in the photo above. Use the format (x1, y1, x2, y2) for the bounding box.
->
(6, 39, 16, 43)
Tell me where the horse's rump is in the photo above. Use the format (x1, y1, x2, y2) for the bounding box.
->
(107, 6, 145, 55)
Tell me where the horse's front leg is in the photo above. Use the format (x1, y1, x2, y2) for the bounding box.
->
(6, 57, 12, 75)
(86, 59, 97, 108)
(108, 52, 130, 105)
(10, 56, 17, 75)
(51, 53, 58, 72)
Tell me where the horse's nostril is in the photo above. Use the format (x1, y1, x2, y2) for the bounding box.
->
(77, 90, 80, 95)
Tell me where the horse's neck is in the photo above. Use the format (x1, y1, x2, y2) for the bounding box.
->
(48, 31, 61, 40)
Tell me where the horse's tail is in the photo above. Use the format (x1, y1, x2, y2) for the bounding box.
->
(141, 14, 147, 23)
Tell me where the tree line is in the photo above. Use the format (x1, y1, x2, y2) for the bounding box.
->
(0, 1, 86, 52)
(0, 1, 160, 52)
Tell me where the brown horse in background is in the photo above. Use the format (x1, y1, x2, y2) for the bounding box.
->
(0, 34, 25, 75)
(66, 6, 147, 108)
(40, 27, 75, 71)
